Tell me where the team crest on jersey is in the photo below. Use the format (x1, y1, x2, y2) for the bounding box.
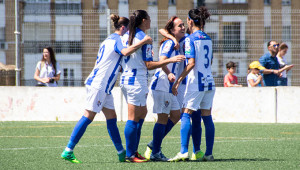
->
(97, 100, 102, 107)
(199, 35, 207, 39)
(146, 45, 152, 59)
(164, 101, 169, 107)
(185, 38, 191, 55)
(162, 41, 172, 54)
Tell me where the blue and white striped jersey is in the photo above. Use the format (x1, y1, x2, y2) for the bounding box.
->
(185, 30, 215, 92)
(85, 33, 124, 94)
(150, 39, 181, 93)
(120, 28, 153, 86)
(177, 35, 188, 86)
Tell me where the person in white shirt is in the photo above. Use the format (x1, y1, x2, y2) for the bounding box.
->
(276, 43, 294, 86)
(60, 14, 152, 164)
(247, 61, 265, 87)
(34, 47, 61, 87)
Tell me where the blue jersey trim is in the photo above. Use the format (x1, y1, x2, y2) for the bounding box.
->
(151, 71, 160, 90)
(105, 56, 122, 94)
(86, 68, 99, 86)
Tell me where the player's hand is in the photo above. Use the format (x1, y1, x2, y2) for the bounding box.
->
(173, 41, 179, 50)
(172, 83, 179, 96)
(168, 73, 176, 83)
(170, 55, 185, 63)
(144, 35, 153, 44)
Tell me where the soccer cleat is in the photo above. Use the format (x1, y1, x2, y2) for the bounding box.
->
(190, 150, 205, 161)
(144, 145, 152, 160)
(125, 156, 149, 163)
(203, 155, 214, 161)
(135, 151, 147, 161)
(168, 152, 189, 162)
(61, 150, 82, 164)
(118, 150, 126, 162)
(150, 151, 169, 162)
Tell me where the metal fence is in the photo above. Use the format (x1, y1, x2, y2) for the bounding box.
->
(1, 8, 300, 86)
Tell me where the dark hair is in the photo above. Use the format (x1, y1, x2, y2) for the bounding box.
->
(41, 47, 57, 76)
(110, 14, 129, 30)
(226, 61, 237, 69)
(186, 27, 191, 35)
(267, 41, 272, 47)
(188, 6, 210, 29)
(279, 43, 288, 51)
(160, 16, 179, 45)
(128, 10, 149, 45)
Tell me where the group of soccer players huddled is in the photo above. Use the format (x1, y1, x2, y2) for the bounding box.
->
(61, 6, 215, 163)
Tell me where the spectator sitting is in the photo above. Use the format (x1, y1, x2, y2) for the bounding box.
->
(224, 61, 242, 87)
(247, 61, 264, 87)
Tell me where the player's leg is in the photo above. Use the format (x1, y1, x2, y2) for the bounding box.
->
(134, 105, 148, 160)
(150, 113, 168, 161)
(102, 105, 125, 162)
(200, 90, 216, 161)
(191, 109, 204, 161)
(124, 103, 147, 162)
(61, 109, 96, 163)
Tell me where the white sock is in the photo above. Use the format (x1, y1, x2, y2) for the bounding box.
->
(65, 147, 73, 152)
(117, 149, 125, 154)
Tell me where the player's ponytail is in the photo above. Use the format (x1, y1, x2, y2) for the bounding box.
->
(110, 14, 129, 30)
(128, 10, 149, 45)
(188, 7, 210, 30)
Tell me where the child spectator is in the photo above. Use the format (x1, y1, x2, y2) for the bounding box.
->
(247, 61, 264, 87)
(224, 61, 242, 87)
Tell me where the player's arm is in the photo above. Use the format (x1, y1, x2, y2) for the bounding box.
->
(121, 35, 153, 56)
(159, 29, 179, 50)
(160, 56, 176, 82)
(144, 55, 185, 70)
(172, 58, 195, 95)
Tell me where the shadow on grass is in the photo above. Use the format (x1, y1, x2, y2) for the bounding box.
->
(203, 158, 281, 162)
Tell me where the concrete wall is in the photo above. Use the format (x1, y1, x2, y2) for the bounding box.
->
(0, 86, 299, 123)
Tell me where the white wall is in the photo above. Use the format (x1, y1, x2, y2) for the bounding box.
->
(0, 87, 299, 123)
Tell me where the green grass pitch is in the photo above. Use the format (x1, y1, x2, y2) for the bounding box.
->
(0, 121, 299, 169)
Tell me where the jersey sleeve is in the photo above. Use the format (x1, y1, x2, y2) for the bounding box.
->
(185, 37, 195, 59)
(142, 44, 153, 61)
(160, 40, 175, 58)
(114, 36, 126, 55)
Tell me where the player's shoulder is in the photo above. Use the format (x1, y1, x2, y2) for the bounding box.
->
(163, 39, 175, 46)
(193, 31, 211, 40)
(135, 28, 146, 40)
(108, 33, 121, 41)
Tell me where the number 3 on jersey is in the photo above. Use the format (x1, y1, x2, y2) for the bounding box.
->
(203, 45, 210, 68)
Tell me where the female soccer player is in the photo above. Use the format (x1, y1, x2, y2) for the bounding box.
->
(143, 16, 185, 161)
(61, 14, 152, 164)
(156, 26, 203, 161)
(170, 7, 216, 162)
(120, 10, 185, 163)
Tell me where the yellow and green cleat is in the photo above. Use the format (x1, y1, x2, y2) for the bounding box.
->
(61, 150, 82, 164)
(191, 150, 205, 161)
